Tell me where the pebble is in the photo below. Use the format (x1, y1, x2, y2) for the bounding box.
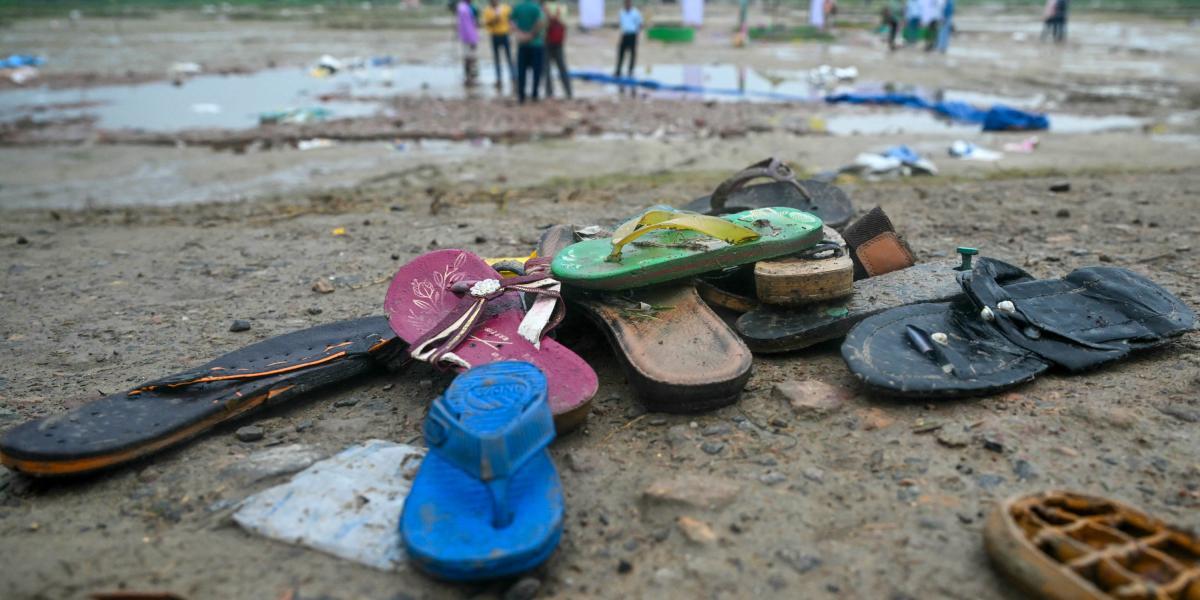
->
(311, 279, 335, 294)
(759, 471, 787, 486)
(976, 474, 1006, 490)
(617, 559, 633, 574)
(802, 467, 825, 483)
(228, 319, 251, 332)
(235, 425, 264, 442)
(643, 475, 740, 511)
(982, 436, 1005, 453)
(16, 235, 30, 245)
(306, 307, 323, 315)
(1050, 183, 1071, 193)
(700, 441, 725, 455)
(503, 577, 541, 600)
(772, 380, 850, 420)
(294, 420, 314, 432)
(333, 398, 359, 408)
(676, 516, 717, 545)
(776, 549, 821, 574)
(935, 427, 972, 448)
(701, 423, 731, 437)
(647, 416, 668, 426)
(1013, 459, 1037, 480)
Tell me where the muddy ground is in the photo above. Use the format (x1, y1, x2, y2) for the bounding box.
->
(2, 4, 1200, 600)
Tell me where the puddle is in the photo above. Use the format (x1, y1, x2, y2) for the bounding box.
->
(0, 64, 508, 131)
(0, 61, 1148, 137)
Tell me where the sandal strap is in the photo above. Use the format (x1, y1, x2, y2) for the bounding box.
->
(960, 258, 1128, 371)
(423, 370, 555, 527)
(408, 270, 564, 369)
(607, 210, 760, 262)
(709, 157, 814, 214)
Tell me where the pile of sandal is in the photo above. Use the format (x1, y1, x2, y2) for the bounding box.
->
(0, 157, 1195, 588)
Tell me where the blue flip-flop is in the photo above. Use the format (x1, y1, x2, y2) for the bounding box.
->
(400, 361, 564, 581)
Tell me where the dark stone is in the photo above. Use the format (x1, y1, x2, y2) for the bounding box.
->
(16, 236, 29, 245)
(306, 307, 324, 315)
(333, 397, 359, 408)
(1050, 183, 1071, 193)
(235, 425, 264, 442)
(1055, 208, 1071, 218)
(617, 560, 633, 574)
(982, 437, 1005, 453)
(1013, 459, 1037, 480)
(229, 319, 251, 332)
(975, 474, 1006, 490)
(702, 423, 731, 437)
(700, 441, 725, 455)
(504, 577, 541, 600)
(776, 549, 821, 574)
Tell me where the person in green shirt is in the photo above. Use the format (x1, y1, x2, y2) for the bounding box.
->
(510, 0, 546, 103)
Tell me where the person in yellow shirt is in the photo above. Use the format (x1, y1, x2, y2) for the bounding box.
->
(482, 0, 515, 89)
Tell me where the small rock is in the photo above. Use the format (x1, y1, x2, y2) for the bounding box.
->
(1099, 253, 1113, 263)
(773, 380, 850, 420)
(1158, 405, 1200, 423)
(333, 397, 359, 408)
(504, 577, 541, 600)
(676, 516, 717, 545)
(643, 475, 740, 511)
(936, 427, 972, 448)
(306, 307, 323, 315)
(802, 467, 825, 483)
(562, 451, 594, 473)
(294, 420, 314, 432)
(982, 436, 1005, 453)
(1013, 459, 1037, 480)
(617, 559, 633, 574)
(229, 319, 251, 332)
(235, 425, 264, 442)
(16, 236, 29, 245)
(1055, 208, 1071, 218)
(311, 279, 335, 294)
(759, 471, 787, 486)
(700, 441, 725, 455)
(701, 423, 731, 437)
(976, 474, 1006, 490)
(220, 444, 324, 483)
(776, 549, 821, 574)
(1050, 183, 1071, 193)
(859, 408, 893, 431)
(647, 416, 668, 426)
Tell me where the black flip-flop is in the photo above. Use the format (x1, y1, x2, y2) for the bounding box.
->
(0, 317, 403, 476)
(682, 157, 855, 231)
(737, 256, 1034, 353)
(841, 258, 1195, 398)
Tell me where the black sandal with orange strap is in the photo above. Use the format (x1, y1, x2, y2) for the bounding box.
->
(0, 317, 403, 477)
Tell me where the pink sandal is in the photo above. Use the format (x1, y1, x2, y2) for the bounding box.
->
(385, 249, 596, 432)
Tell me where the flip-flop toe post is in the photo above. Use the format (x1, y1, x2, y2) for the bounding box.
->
(385, 249, 597, 431)
(401, 361, 563, 581)
(683, 157, 854, 230)
(551, 207, 823, 291)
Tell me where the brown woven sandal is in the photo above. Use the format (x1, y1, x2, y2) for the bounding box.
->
(984, 490, 1200, 600)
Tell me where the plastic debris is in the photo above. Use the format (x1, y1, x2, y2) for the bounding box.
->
(826, 92, 1049, 132)
(0, 54, 45, 69)
(233, 440, 425, 571)
(168, 62, 203, 77)
(949, 140, 1004, 161)
(298, 138, 337, 151)
(259, 107, 333, 125)
(808, 64, 858, 87)
(1003, 136, 1040, 154)
(842, 145, 938, 178)
(5, 66, 38, 84)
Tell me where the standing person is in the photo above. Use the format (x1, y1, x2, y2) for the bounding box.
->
(456, 0, 480, 85)
(542, 0, 572, 99)
(614, 0, 642, 79)
(482, 0, 515, 89)
(512, 0, 546, 103)
(881, 0, 902, 50)
(1042, 0, 1067, 43)
(935, 0, 954, 52)
(903, 0, 921, 44)
(919, 0, 942, 51)
(809, 0, 825, 30)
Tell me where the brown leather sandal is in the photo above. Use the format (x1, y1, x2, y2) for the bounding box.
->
(985, 490, 1200, 600)
(540, 225, 752, 413)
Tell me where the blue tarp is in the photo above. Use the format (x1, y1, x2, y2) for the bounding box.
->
(825, 92, 1049, 131)
(569, 73, 1051, 132)
(0, 54, 45, 69)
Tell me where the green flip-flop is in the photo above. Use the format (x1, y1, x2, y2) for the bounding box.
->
(550, 207, 824, 290)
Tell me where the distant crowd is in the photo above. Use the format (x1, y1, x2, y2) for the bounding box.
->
(453, 0, 644, 103)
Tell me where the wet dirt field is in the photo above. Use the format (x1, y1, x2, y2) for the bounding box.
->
(1, 4, 1200, 600)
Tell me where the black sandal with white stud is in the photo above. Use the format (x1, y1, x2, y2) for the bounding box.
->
(840, 257, 1195, 398)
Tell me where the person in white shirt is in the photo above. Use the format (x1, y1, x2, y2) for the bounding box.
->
(614, 0, 643, 78)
